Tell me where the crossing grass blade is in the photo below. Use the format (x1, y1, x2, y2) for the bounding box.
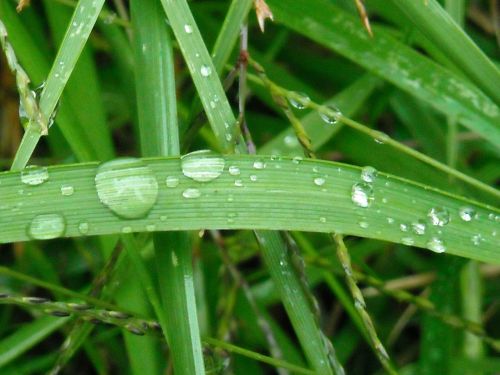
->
(265, 0, 500, 148)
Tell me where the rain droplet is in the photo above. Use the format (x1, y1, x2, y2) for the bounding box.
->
(182, 188, 201, 199)
(78, 221, 89, 235)
(287, 91, 310, 109)
(319, 104, 342, 125)
(21, 166, 49, 186)
(314, 177, 325, 186)
(292, 156, 303, 165)
(471, 234, 482, 245)
(184, 24, 193, 34)
(253, 160, 266, 170)
(399, 223, 409, 232)
(351, 182, 374, 208)
(284, 135, 299, 148)
(428, 207, 450, 226)
(200, 65, 212, 77)
(249, 175, 258, 182)
(95, 158, 159, 219)
(181, 150, 225, 182)
(28, 213, 66, 240)
(228, 166, 240, 176)
(166, 176, 179, 188)
(401, 237, 414, 246)
(427, 237, 446, 253)
(361, 166, 377, 183)
(358, 220, 369, 229)
(459, 207, 476, 222)
(319, 217, 327, 223)
(60, 185, 74, 196)
(234, 179, 243, 187)
(387, 217, 394, 224)
(411, 220, 426, 235)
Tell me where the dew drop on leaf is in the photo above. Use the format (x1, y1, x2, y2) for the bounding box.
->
(95, 158, 159, 219)
(314, 177, 326, 186)
(360, 166, 377, 183)
(200, 65, 212, 77)
(60, 185, 74, 196)
(182, 188, 201, 199)
(351, 182, 374, 208)
(21, 166, 49, 186)
(427, 237, 446, 253)
(428, 207, 450, 226)
(181, 150, 225, 182)
(228, 166, 240, 176)
(166, 176, 179, 188)
(28, 213, 66, 240)
(459, 206, 476, 222)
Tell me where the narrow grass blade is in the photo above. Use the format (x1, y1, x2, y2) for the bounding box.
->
(265, 0, 500, 148)
(387, 0, 500, 104)
(10, 0, 106, 170)
(132, 0, 205, 372)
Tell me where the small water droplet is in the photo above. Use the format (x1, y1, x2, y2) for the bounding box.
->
(361, 166, 377, 183)
(253, 160, 266, 170)
(78, 221, 89, 235)
(387, 217, 394, 224)
(427, 237, 446, 253)
(459, 207, 476, 222)
(181, 150, 225, 182)
(60, 185, 74, 196)
(358, 220, 369, 229)
(234, 179, 243, 187)
(319, 217, 327, 223)
(182, 188, 201, 199)
(28, 213, 66, 240)
(319, 104, 342, 125)
(292, 156, 303, 165)
(471, 234, 482, 245)
(401, 237, 414, 246)
(428, 207, 450, 226)
(314, 177, 325, 186)
(399, 223, 409, 232)
(200, 65, 212, 77)
(166, 176, 179, 188)
(171, 251, 179, 267)
(228, 166, 240, 176)
(411, 220, 426, 235)
(122, 226, 133, 233)
(287, 91, 310, 109)
(284, 135, 299, 148)
(351, 182, 374, 208)
(21, 166, 49, 186)
(146, 224, 156, 232)
(373, 131, 389, 144)
(249, 175, 258, 182)
(95, 159, 159, 219)
(184, 24, 193, 33)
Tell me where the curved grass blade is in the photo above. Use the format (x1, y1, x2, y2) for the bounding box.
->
(265, 0, 500, 148)
(0, 155, 498, 262)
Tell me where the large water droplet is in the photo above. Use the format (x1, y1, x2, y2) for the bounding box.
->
(200, 65, 212, 77)
(21, 166, 49, 186)
(427, 237, 446, 253)
(428, 207, 450, 226)
(181, 150, 225, 182)
(351, 182, 374, 208)
(253, 160, 266, 170)
(319, 104, 342, 125)
(182, 188, 201, 199)
(360, 166, 377, 183)
(287, 92, 310, 109)
(95, 158, 159, 219)
(459, 207, 476, 222)
(28, 213, 66, 240)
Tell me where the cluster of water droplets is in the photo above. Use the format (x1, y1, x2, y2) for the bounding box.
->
(285, 91, 342, 126)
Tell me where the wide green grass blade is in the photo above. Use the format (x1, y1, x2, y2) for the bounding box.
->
(388, 0, 500, 104)
(265, 0, 500, 148)
(0, 155, 498, 262)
